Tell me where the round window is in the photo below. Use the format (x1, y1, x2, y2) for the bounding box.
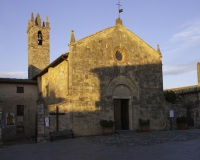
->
(113, 46, 128, 63)
(115, 51, 123, 61)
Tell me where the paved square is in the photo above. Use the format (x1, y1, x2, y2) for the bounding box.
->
(1, 129, 200, 160)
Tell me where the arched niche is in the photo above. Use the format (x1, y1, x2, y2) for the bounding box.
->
(113, 84, 131, 99)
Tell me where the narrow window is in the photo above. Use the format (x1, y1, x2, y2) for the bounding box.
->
(38, 31, 43, 45)
(17, 87, 24, 93)
(17, 105, 24, 116)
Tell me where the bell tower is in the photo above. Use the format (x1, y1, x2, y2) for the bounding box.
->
(27, 13, 50, 79)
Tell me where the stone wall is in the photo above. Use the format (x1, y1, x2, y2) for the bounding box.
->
(194, 108, 200, 128)
(179, 92, 199, 128)
(164, 101, 186, 130)
(68, 21, 165, 135)
(40, 60, 72, 133)
(27, 13, 50, 79)
(0, 82, 38, 141)
(0, 100, 2, 147)
(41, 60, 68, 104)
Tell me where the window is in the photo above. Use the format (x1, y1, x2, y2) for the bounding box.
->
(17, 87, 24, 93)
(17, 105, 24, 116)
(38, 31, 43, 45)
(113, 46, 128, 63)
(115, 51, 123, 61)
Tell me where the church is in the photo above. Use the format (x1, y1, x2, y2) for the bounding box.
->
(0, 13, 166, 142)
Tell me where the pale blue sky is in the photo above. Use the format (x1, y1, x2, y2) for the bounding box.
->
(0, 0, 200, 89)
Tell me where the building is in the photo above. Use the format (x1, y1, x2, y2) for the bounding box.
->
(0, 13, 166, 142)
(164, 63, 200, 128)
(0, 78, 38, 141)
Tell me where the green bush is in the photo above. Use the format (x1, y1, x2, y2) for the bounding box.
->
(139, 118, 150, 125)
(100, 119, 114, 128)
(164, 90, 176, 104)
(176, 116, 187, 124)
(183, 100, 194, 108)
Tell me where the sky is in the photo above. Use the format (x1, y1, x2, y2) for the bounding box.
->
(0, 0, 200, 89)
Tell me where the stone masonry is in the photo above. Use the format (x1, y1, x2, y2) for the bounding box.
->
(164, 63, 200, 128)
(0, 99, 2, 147)
(36, 96, 45, 142)
(27, 13, 50, 79)
(37, 18, 165, 137)
(68, 18, 164, 135)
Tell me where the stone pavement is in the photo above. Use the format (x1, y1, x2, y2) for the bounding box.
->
(78, 129, 200, 147)
(1, 129, 200, 160)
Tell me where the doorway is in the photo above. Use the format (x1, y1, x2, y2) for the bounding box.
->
(114, 99, 129, 130)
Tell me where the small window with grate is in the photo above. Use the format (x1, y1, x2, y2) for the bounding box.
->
(17, 87, 24, 93)
(17, 105, 24, 116)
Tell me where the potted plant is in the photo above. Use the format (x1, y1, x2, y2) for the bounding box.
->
(100, 119, 114, 134)
(176, 116, 187, 130)
(139, 118, 150, 132)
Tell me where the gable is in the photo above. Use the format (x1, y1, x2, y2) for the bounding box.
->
(69, 21, 161, 66)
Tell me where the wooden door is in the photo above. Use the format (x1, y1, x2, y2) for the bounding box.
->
(121, 99, 129, 130)
(114, 99, 121, 130)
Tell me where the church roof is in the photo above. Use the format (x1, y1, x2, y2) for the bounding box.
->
(33, 52, 69, 79)
(0, 78, 37, 84)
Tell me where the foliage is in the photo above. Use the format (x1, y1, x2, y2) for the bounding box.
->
(183, 100, 194, 108)
(100, 119, 114, 128)
(176, 116, 187, 124)
(164, 90, 176, 104)
(139, 118, 150, 126)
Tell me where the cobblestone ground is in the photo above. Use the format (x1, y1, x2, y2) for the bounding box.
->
(1, 129, 200, 160)
(78, 129, 200, 147)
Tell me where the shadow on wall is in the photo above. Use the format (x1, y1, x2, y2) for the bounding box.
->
(38, 62, 164, 134)
(28, 65, 41, 79)
(91, 63, 164, 110)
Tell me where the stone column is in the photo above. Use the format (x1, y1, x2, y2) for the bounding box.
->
(0, 99, 3, 147)
(36, 95, 45, 142)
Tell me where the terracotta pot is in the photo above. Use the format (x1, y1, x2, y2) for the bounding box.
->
(140, 125, 149, 132)
(102, 127, 114, 135)
(178, 124, 187, 130)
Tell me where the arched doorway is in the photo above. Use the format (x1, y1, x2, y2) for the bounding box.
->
(113, 85, 131, 130)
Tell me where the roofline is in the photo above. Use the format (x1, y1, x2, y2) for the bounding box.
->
(164, 85, 200, 94)
(0, 78, 37, 84)
(32, 52, 69, 79)
(69, 26, 116, 46)
(68, 24, 157, 53)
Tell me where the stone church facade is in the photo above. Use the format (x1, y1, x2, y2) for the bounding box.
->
(31, 14, 165, 139)
(0, 13, 166, 143)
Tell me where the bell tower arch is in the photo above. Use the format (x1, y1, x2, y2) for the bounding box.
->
(27, 13, 50, 79)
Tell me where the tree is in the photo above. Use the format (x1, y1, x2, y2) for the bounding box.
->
(164, 90, 176, 104)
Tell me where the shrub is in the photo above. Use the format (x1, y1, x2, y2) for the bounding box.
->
(100, 119, 114, 128)
(139, 118, 150, 125)
(176, 116, 187, 124)
(164, 90, 176, 104)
